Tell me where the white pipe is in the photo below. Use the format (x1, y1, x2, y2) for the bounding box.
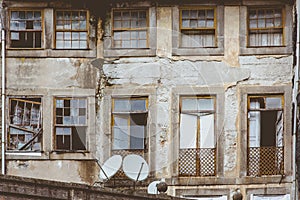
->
(292, 0, 300, 199)
(1, 28, 5, 175)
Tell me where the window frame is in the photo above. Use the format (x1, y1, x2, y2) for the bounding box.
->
(104, 5, 157, 58)
(239, 86, 292, 180)
(246, 7, 285, 48)
(7, 96, 43, 152)
(239, 3, 293, 55)
(179, 7, 217, 48)
(171, 86, 225, 183)
(8, 9, 44, 49)
(53, 97, 88, 152)
(54, 9, 89, 50)
(172, 5, 224, 56)
(111, 97, 148, 151)
(111, 9, 149, 49)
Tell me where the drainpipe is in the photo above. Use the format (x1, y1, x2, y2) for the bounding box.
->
(293, 0, 300, 198)
(1, 1, 5, 175)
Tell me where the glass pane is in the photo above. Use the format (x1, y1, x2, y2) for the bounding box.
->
(19, 22, 26, 30)
(180, 114, 197, 148)
(182, 19, 190, 28)
(113, 126, 129, 149)
(258, 19, 265, 28)
(56, 41, 64, 49)
(70, 108, 78, 116)
(72, 32, 79, 40)
(266, 19, 274, 28)
(33, 21, 41, 30)
(207, 20, 214, 28)
(114, 99, 130, 111)
(64, 12, 71, 20)
(10, 22, 19, 30)
(130, 126, 144, 149)
(56, 20, 64, 29)
(131, 31, 138, 39)
(72, 21, 79, 30)
(249, 10, 257, 19)
(56, 99, 64, 108)
(114, 32, 121, 40)
(266, 97, 282, 109)
(79, 20, 86, 30)
(56, 11, 63, 20)
(80, 11, 86, 20)
(114, 20, 122, 28)
(123, 11, 130, 20)
(79, 32, 87, 39)
(139, 31, 147, 39)
(275, 17, 282, 27)
(131, 40, 138, 48)
(182, 10, 189, 19)
(190, 19, 197, 28)
(207, 10, 214, 19)
(72, 11, 79, 20)
(11, 11, 19, 20)
(181, 98, 197, 111)
(249, 19, 257, 28)
(198, 20, 205, 27)
(190, 10, 197, 19)
(64, 21, 71, 29)
(78, 116, 86, 124)
(139, 11, 146, 19)
(65, 41, 71, 48)
(199, 114, 215, 148)
(122, 41, 130, 48)
(197, 98, 214, 110)
(27, 11, 33, 19)
(250, 97, 265, 109)
(65, 32, 71, 40)
(122, 31, 130, 40)
(34, 11, 41, 19)
(139, 40, 146, 48)
(122, 20, 130, 28)
(79, 41, 87, 49)
(56, 32, 63, 39)
(131, 100, 146, 111)
(19, 11, 25, 19)
(56, 127, 71, 135)
(79, 99, 86, 108)
(72, 41, 79, 48)
(114, 11, 121, 20)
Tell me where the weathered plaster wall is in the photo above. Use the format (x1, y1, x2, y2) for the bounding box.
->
(7, 160, 99, 185)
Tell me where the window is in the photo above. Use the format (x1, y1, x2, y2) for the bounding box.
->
(54, 98, 87, 151)
(180, 8, 216, 47)
(8, 98, 42, 151)
(9, 10, 42, 48)
(184, 196, 227, 200)
(248, 7, 284, 47)
(179, 96, 216, 177)
(55, 10, 88, 49)
(250, 194, 290, 200)
(112, 10, 148, 48)
(247, 95, 284, 176)
(112, 97, 148, 155)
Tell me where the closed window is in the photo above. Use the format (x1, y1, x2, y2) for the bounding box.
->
(247, 95, 284, 176)
(112, 98, 148, 151)
(8, 98, 42, 151)
(248, 8, 284, 47)
(179, 96, 216, 177)
(180, 8, 216, 47)
(9, 10, 42, 48)
(55, 10, 88, 49)
(54, 98, 87, 151)
(112, 10, 148, 48)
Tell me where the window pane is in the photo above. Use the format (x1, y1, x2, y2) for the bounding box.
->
(197, 98, 214, 110)
(266, 97, 282, 109)
(114, 99, 130, 111)
(182, 98, 197, 111)
(131, 99, 146, 111)
(130, 125, 144, 149)
(199, 114, 215, 148)
(182, 10, 189, 19)
(113, 126, 129, 149)
(180, 114, 197, 148)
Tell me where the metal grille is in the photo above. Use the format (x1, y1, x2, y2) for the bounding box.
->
(179, 148, 216, 177)
(247, 147, 284, 176)
(111, 149, 145, 179)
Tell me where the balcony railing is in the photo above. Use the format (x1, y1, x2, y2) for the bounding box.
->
(179, 148, 216, 177)
(247, 146, 284, 176)
(111, 149, 145, 179)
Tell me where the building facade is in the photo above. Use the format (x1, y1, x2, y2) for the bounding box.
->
(0, 0, 297, 199)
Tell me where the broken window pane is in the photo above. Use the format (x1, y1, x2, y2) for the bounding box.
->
(112, 98, 148, 150)
(8, 98, 42, 151)
(10, 10, 42, 48)
(55, 98, 87, 151)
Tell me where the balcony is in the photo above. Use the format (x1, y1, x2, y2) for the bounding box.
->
(178, 148, 216, 177)
(247, 147, 284, 176)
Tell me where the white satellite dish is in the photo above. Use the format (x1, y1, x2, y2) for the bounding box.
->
(147, 180, 160, 194)
(99, 155, 122, 180)
(123, 154, 149, 181)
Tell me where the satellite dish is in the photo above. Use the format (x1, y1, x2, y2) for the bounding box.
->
(99, 155, 122, 180)
(123, 154, 149, 181)
(147, 180, 160, 194)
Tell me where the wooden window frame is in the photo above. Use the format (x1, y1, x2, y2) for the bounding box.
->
(247, 7, 285, 47)
(54, 97, 88, 151)
(179, 7, 217, 48)
(8, 9, 44, 49)
(7, 97, 42, 151)
(54, 10, 89, 49)
(112, 9, 149, 49)
(111, 97, 148, 151)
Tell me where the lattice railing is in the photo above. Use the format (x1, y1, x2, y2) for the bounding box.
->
(111, 149, 145, 179)
(247, 147, 284, 176)
(179, 148, 216, 177)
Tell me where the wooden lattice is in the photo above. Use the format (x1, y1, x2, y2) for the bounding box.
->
(179, 148, 216, 177)
(247, 147, 284, 176)
(111, 149, 145, 179)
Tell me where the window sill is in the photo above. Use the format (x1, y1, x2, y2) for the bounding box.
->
(6, 49, 96, 58)
(6, 151, 43, 157)
(104, 48, 156, 58)
(172, 47, 224, 56)
(240, 46, 293, 55)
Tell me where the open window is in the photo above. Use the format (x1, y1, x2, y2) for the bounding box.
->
(54, 98, 87, 151)
(112, 97, 148, 157)
(247, 95, 284, 176)
(9, 10, 42, 48)
(179, 96, 216, 177)
(8, 98, 42, 151)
